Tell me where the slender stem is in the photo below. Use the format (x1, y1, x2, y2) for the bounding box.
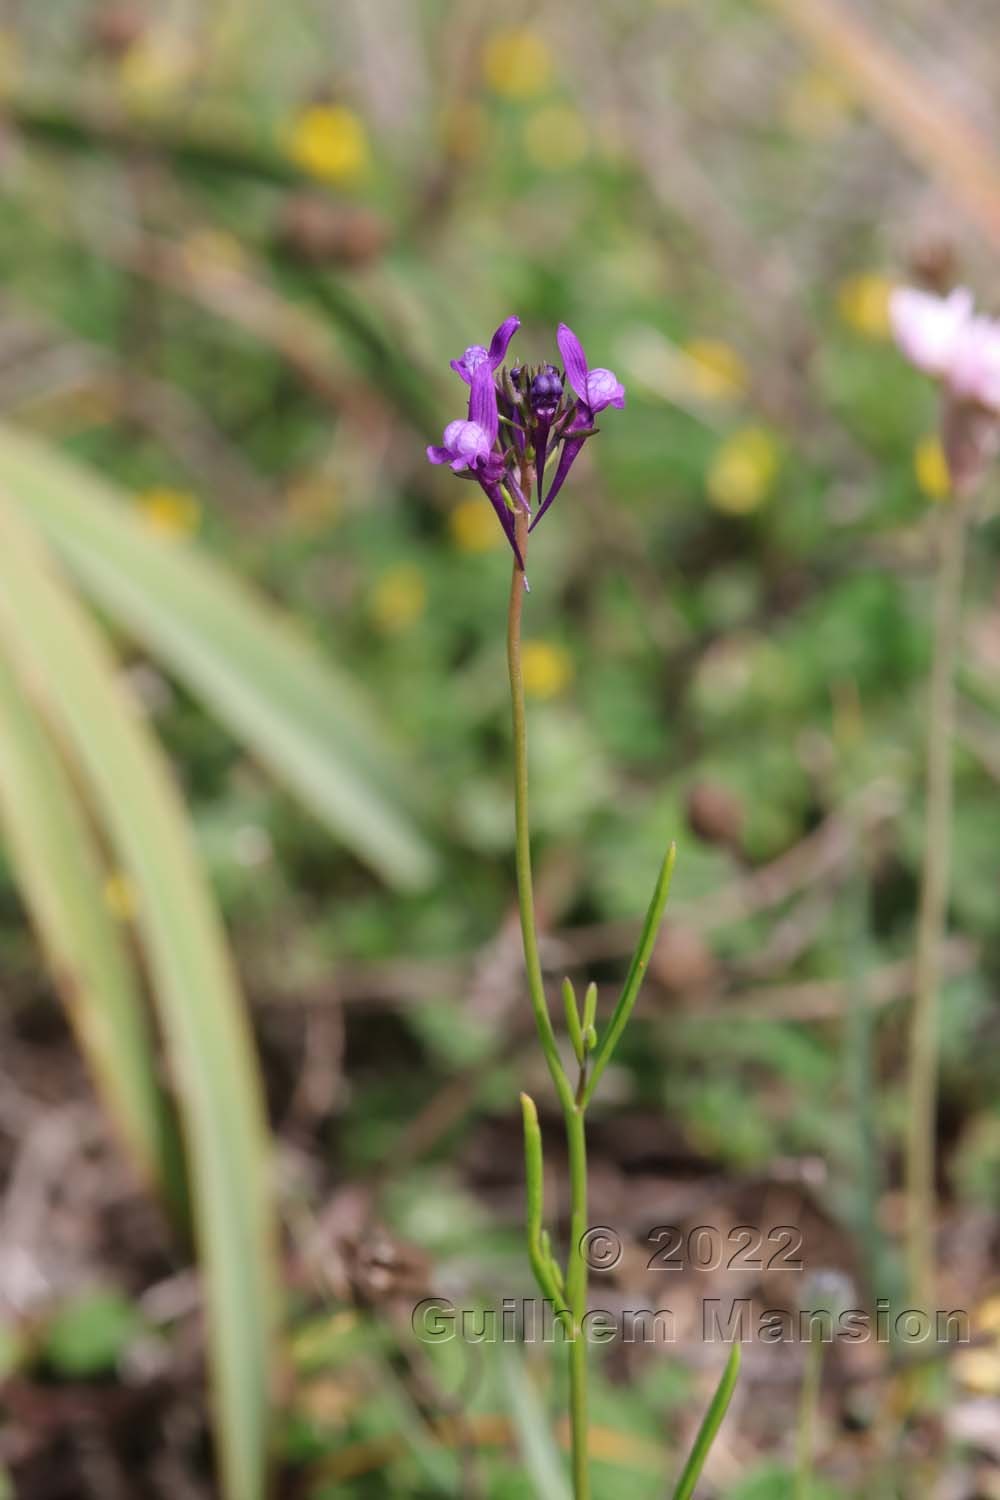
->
(507, 504, 589, 1498)
(794, 1332, 825, 1500)
(507, 510, 575, 1120)
(905, 496, 967, 1313)
(565, 1103, 590, 1500)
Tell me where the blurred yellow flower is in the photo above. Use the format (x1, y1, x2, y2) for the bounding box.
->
(914, 434, 951, 501)
(706, 427, 780, 515)
(370, 565, 427, 634)
(954, 1347, 1000, 1395)
(482, 28, 552, 100)
(954, 1296, 1000, 1392)
(103, 872, 137, 922)
(837, 272, 892, 339)
(783, 68, 855, 139)
(681, 338, 747, 402)
(449, 497, 502, 553)
(980, 1297, 1000, 1335)
(522, 641, 573, 699)
(523, 104, 588, 170)
(288, 105, 370, 185)
(137, 486, 201, 540)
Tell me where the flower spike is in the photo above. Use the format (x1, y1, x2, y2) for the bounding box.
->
(428, 316, 626, 563)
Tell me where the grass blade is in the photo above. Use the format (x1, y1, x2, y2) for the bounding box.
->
(0, 424, 437, 890)
(0, 652, 184, 1217)
(500, 1346, 573, 1500)
(670, 1343, 741, 1500)
(0, 496, 278, 1500)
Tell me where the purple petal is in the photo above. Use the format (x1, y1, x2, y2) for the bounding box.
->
(586, 368, 626, 412)
(557, 323, 590, 404)
(530, 435, 586, 531)
(450, 345, 490, 385)
(469, 360, 499, 446)
(488, 316, 521, 368)
(427, 444, 453, 465)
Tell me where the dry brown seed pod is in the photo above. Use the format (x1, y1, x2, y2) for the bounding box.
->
(685, 780, 745, 851)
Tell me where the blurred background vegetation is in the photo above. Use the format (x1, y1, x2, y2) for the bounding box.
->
(1, 1, 1000, 1496)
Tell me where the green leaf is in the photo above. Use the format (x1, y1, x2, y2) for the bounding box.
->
(0, 652, 184, 1215)
(0, 497, 278, 1500)
(582, 842, 677, 1108)
(500, 1346, 573, 1500)
(0, 424, 436, 890)
(670, 1342, 741, 1500)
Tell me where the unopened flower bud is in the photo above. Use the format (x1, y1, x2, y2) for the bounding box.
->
(529, 366, 563, 414)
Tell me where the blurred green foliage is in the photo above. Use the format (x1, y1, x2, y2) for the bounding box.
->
(0, 1, 998, 1496)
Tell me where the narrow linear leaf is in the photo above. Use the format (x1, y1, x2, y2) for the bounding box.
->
(561, 978, 585, 1065)
(0, 425, 437, 890)
(582, 842, 677, 1107)
(670, 1342, 741, 1500)
(520, 1093, 565, 1309)
(0, 497, 278, 1500)
(0, 652, 184, 1216)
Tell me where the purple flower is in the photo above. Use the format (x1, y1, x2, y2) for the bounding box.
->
(557, 323, 626, 415)
(428, 361, 525, 567)
(427, 316, 625, 566)
(428, 359, 501, 474)
(530, 325, 624, 530)
(450, 316, 521, 385)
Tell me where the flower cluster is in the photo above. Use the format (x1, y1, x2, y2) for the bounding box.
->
(427, 317, 624, 570)
(890, 286, 1000, 493)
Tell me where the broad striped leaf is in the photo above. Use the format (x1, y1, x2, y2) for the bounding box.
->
(0, 496, 278, 1500)
(0, 425, 437, 890)
(0, 652, 184, 1216)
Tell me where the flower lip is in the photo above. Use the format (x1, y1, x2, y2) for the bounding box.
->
(445, 419, 492, 468)
(450, 345, 490, 382)
(451, 315, 521, 384)
(585, 367, 626, 412)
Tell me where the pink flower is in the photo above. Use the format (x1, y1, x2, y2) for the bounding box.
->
(890, 285, 1000, 414)
(889, 286, 972, 377)
(949, 316, 1000, 411)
